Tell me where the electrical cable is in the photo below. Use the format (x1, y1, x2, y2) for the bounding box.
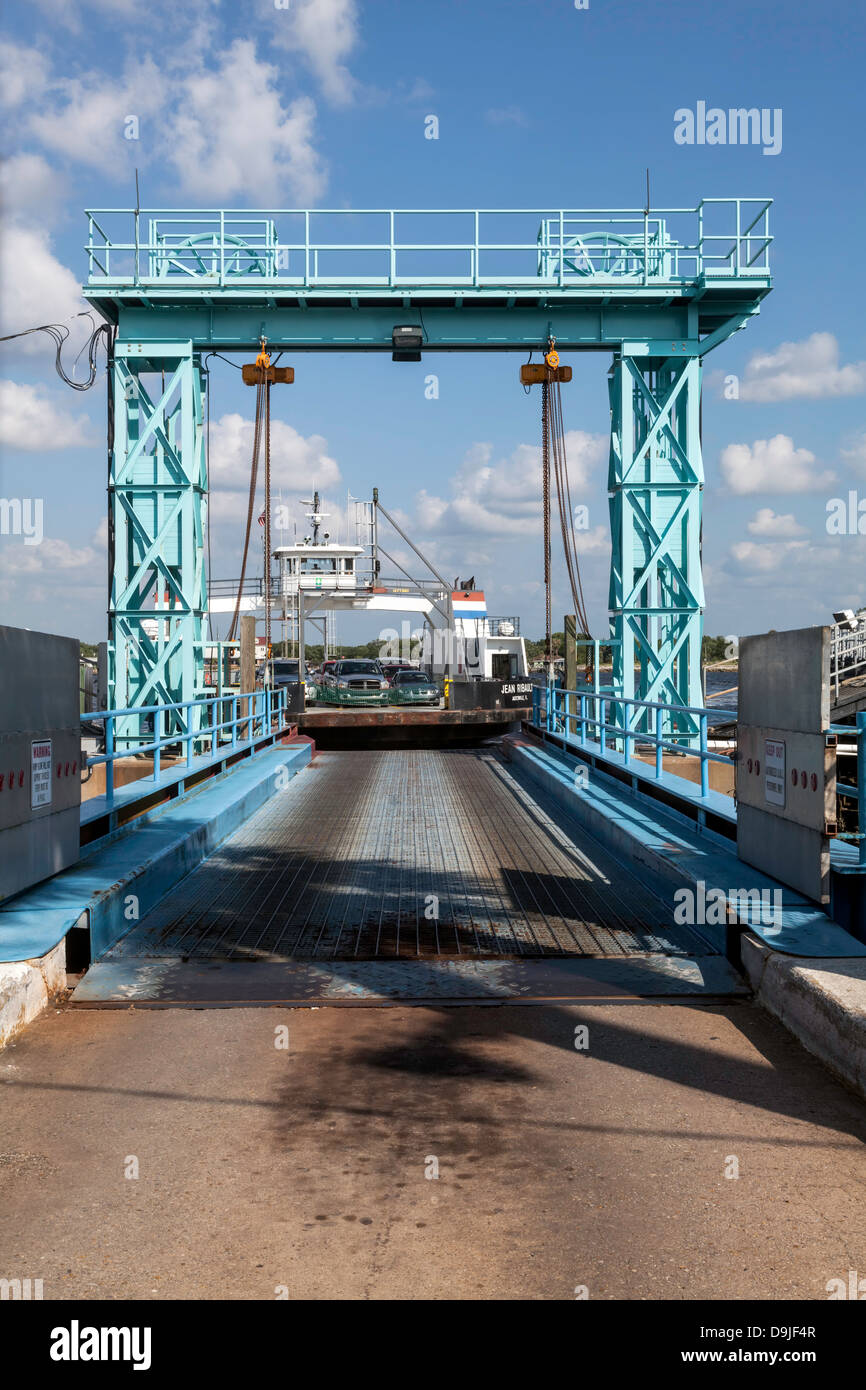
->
(0, 314, 112, 391)
(204, 350, 243, 372)
(523, 347, 535, 395)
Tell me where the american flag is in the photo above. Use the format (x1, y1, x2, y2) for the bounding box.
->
(257, 511, 266, 527)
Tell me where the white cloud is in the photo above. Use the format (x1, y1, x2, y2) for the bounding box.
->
(0, 41, 50, 109)
(730, 539, 808, 573)
(0, 154, 87, 360)
(28, 58, 167, 174)
(719, 434, 835, 494)
(738, 332, 866, 403)
(841, 430, 866, 476)
(275, 0, 361, 105)
(169, 41, 327, 202)
(416, 432, 607, 538)
(0, 224, 88, 355)
(0, 522, 109, 633)
(745, 507, 807, 538)
(18, 37, 327, 205)
(207, 412, 341, 496)
(0, 536, 100, 576)
(0, 154, 66, 222)
(575, 525, 611, 554)
(0, 380, 95, 450)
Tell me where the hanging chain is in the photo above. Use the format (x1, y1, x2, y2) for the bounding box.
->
(539, 335, 591, 681)
(228, 375, 265, 642)
(264, 378, 272, 665)
(542, 376, 552, 672)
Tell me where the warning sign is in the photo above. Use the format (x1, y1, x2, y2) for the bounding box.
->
(31, 739, 52, 809)
(764, 738, 785, 807)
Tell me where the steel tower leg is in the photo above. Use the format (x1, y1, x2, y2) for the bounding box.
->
(608, 352, 704, 742)
(109, 343, 207, 746)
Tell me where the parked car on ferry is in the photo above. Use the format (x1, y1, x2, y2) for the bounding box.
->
(381, 660, 418, 684)
(261, 657, 300, 689)
(257, 657, 313, 705)
(389, 669, 441, 706)
(318, 658, 390, 705)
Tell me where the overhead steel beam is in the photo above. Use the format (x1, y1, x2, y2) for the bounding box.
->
(103, 304, 766, 354)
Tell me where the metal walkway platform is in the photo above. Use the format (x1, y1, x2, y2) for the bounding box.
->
(83, 748, 720, 965)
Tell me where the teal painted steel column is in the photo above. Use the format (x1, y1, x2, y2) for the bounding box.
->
(109, 342, 207, 745)
(608, 351, 703, 742)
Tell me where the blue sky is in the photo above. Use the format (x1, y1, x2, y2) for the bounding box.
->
(1, 0, 865, 646)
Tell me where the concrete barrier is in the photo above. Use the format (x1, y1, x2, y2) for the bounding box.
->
(0, 939, 67, 1049)
(741, 936, 866, 1099)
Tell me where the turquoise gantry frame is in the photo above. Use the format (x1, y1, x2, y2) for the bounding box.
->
(83, 201, 772, 736)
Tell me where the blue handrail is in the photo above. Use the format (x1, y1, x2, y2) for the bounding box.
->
(81, 688, 288, 807)
(531, 684, 736, 801)
(532, 692, 866, 862)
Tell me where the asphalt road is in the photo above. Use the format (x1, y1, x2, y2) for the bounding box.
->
(2, 997, 865, 1300)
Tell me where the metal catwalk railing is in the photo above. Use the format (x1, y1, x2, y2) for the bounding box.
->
(831, 623, 866, 699)
(85, 201, 772, 289)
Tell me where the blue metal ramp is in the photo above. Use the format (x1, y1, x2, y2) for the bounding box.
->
(73, 748, 744, 1004)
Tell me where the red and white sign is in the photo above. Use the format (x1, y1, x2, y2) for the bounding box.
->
(451, 590, 486, 618)
(31, 739, 52, 809)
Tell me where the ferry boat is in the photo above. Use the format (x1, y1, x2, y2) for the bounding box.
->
(208, 491, 529, 691)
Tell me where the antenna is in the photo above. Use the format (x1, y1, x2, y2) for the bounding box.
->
(644, 167, 650, 215)
(134, 169, 141, 282)
(300, 490, 329, 545)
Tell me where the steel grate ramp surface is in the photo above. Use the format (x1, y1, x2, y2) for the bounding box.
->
(101, 749, 714, 964)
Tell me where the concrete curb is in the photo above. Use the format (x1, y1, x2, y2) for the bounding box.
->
(741, 935, 866, 1099)
(0, 940, 67, 1049)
